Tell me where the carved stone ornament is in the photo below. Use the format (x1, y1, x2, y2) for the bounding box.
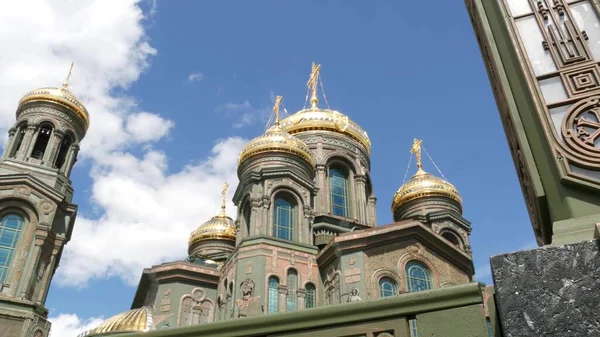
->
(562, 96, 600, 166)
(15, 186, 32, 197)
(37, 200, 54, 215)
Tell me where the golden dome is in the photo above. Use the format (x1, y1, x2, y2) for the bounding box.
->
(78, 306, 153, 337)
(238, 95, 315, 167)
(19, 86, 89, 130)
(392, 168, 462, 213)
(189, 182, 237, 248)
(279, 108, 371, 153)
(189, 213, 237, 246)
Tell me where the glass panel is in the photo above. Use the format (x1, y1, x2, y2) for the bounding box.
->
(571, 1, 600, 60)
(410, 319, 419, 337)
(305, 284, 315, 308)
(507, 0, 533, 16)
(406, 262, 433, 292)
(287, 270, 298, 311)
(539, 76, 568, 104)
(268, 277, 279, 314)
(0, 214, 24, 283)
(379, 278, 397, 297)
(515, 16, 557, 76)
(273, 198, 293, 241)
(549, 104, 571, 137)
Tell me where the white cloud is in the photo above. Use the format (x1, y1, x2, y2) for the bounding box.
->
(49, 314, 105, 337)
(0, 0, 246, 289)
(59, 137, 245, 286)
(187, 72, 204, 82)
(126, 112, 174, 143)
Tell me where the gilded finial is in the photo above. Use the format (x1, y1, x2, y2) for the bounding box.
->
(307, 62, 321, 109)
(62, 61, 75, 89)
(220, 182, 229, 215)
(273, 95, 283, 126)
(410, 138, 424, 171)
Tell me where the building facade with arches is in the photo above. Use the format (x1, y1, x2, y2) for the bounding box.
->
(71, 64, 494, 337)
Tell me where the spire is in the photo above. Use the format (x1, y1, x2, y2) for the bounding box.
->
(62, 61, 74, 90)
(410, 138, 424, 173)
(306, 62, 321, 109)
(273, 95, 283, 126)
(219, 182, 229, 216)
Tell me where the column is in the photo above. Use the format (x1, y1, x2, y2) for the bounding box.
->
(18, 125, 37, 161)
(17, 235, 44, 300)
(278, 286, 287, 312)
(2, 128, 16, 159)
(297, 289, 306, 309)
(261, 196, 271, 236)
(315, 165, 327, 214)
(43, 130, 64, 168)
(354, 175, 367, 224)
(368, 196, 377, 226)
(63, 144, 79, 176)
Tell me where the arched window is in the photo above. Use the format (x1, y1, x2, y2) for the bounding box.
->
(287, 269, 298, 311)
(406, 261, 433, 292)
(31, 123, 53, 160)
(441, 231, 461, 248)
(273, 197, 293, 241)
(305, 283, 316, 309)
(55, 133, 73, 169)
(10, 123, 27, 158)
(329, 168, 348, 217)
(0, 214, 25, 283)
(379, 277, 397, 298)
(243, 204, 251, 237)
(268, 276, 279, 314)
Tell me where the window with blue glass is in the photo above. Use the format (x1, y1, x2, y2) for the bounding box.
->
(379, 277, 397, 298)
(329, 168, 348, 217)
(0, 214, 24, 283)
(273, 197, 294, 241)
(409, 319, 419, 337)
(268, 276, 279, 314)
(287, 269, 298, 311)
(305, 283, 316, 309)
(406, 261, 433, 292)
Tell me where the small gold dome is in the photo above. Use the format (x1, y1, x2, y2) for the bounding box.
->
(392, 168, 462, 213)
(19, 86, 89, 129)
(279, 108, 371, 153)
(78, 306, 153, 337)
(189, 213, 237, 247)
(238, 123, 316, 167)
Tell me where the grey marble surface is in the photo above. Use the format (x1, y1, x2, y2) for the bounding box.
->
(491, 239, 600, 337)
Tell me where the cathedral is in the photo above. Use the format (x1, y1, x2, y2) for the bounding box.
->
(0, 63, 495, 337)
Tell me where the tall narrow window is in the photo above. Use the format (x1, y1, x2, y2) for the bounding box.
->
(287, 269, 298, 311)
(0, 214, 24, 283)
(31, 124, 53, 160)
(55, 133, 73, 169)
(409, 319, 419, 337)
(268, 276, 279, 314)
(305, 283, 316, 309)
(10, 123, 27, 158)
(379, 277, 397, 298)
(406, 262, 433, 292)
(273, 197, 293, 241)
(329, 168, 348, 217)
(243, 204, 251, 237)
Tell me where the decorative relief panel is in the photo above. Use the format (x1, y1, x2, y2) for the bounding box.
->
(178, 288, 213, 326)
(510, 0, 600, 188)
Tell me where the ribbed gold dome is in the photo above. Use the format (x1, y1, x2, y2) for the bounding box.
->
(392, 168, 462, 213)
(279, 108, 371, 153)
(238, 123, 316, 167)
(19, 86, 89, 129)
(189, 213, 237, 247)
(78, 306, 153, 337)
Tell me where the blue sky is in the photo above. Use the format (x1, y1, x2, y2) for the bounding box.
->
(0, 1, 536, 335)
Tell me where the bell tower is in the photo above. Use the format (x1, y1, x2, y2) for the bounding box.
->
(0, 63, 88, 337)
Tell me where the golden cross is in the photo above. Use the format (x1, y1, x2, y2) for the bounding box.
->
(410, 138, 423, 170)
(220, 182, 229, 214)
(306, 62, 321, 109)
(273, 95, 283, 126)
(62, 61, 75, 89)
